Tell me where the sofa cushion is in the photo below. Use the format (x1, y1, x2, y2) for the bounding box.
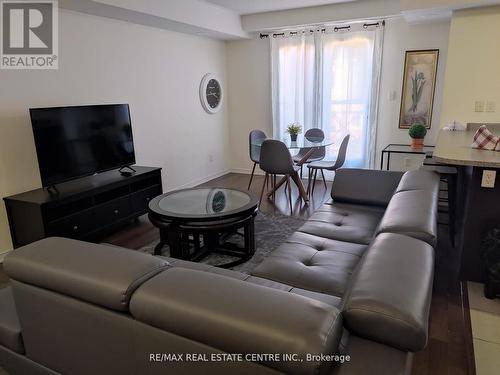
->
(163, 256, 342, 307)
(4, 238, 169, 312)
(332, 335, 411, 375)
(395, 169, 440, 195)
(0, 287, 24, 354)
(343, 233, 434, 352)
(130, 268, 343, 375)
(331, 168, 403, 207)
(252, 232, 367, 297)
(298, 203, 385, 245)
(375, 190, 438, 246)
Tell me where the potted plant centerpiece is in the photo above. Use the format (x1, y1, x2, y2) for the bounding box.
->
(409, 122, 427, 150)
(286, 123, 302, 142)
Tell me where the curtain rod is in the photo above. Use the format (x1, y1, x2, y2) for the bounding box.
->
(259, 20, 385, 39)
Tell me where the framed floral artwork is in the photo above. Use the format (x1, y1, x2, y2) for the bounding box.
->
(398, 49, 439, 129)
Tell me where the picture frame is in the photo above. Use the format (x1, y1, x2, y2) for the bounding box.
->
(398, 49, 439, 129)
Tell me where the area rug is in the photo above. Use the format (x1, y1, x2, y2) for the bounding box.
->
(139, 213, 305, 273)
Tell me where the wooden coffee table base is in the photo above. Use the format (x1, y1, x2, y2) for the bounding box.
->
(149, 212, 256, 268)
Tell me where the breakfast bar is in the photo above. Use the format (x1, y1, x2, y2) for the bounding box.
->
(434, 128, 500, 282)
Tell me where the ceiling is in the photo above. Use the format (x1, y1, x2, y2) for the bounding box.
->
(203, 0, 357, 15)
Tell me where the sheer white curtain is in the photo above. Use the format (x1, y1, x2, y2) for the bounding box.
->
(271, 33, 317, 135)
(271, 23, 384, 168)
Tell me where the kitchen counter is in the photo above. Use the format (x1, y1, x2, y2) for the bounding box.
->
(434, 130, 500, 167)
(433, 128, 500, 283)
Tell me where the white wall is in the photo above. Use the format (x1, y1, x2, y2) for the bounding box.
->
(241, 0, 401, 32)
(60, 0, 248, 39)
(376, 17, 450, 170)
(440, 6, 500, 125)
(226, 17, 451, 173)
(0, 9, 230, 252)
(226, 37, 272, 174)
(401, 0, 500, 11)
(95, 0, 246, 37)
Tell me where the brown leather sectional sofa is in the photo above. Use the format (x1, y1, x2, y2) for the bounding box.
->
(0, 168, 439, 374)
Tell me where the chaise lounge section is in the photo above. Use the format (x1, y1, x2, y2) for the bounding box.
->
(0, 168, 439, 375)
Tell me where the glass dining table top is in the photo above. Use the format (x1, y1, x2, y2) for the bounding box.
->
(251, 135, 334, 149)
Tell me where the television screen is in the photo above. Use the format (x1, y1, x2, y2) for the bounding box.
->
(30, 104, 135, 187)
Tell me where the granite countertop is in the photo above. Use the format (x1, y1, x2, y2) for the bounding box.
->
(434, 130, 500, 167)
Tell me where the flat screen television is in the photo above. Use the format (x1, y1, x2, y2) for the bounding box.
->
(30, 104, 135, 187)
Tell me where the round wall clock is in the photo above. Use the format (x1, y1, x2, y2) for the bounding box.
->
(200, 73, 222, 113)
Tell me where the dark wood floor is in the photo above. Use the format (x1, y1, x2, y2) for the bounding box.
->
(104, 173, 333, 248)
(0, 173, 474, 374)
(412, 230, 475, 375)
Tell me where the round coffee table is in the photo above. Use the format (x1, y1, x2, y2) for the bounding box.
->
(148, 188, 258, 268)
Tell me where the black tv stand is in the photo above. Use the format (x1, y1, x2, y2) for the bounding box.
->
(4, 166, 162, 248)
(119, 165, 136, 176)
(45, 185, 60, 196)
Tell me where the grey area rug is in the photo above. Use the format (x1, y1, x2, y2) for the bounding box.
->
(139, 213, 305, 273)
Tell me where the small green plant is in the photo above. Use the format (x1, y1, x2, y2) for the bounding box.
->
(286, 123, 302, 136)
(408, 122, 427, 139)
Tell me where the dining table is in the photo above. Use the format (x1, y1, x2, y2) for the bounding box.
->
(251, 135, 334, 203)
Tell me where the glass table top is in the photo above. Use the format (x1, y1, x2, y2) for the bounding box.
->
(382, 144, 435, 153)
(251, 136, 334, 150)
(152, 188, 256, 219)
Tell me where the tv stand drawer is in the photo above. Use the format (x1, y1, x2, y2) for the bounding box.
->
(47, 210, 95, 239)
(131, 185, 162, 213)
(95, 197, 131, 227)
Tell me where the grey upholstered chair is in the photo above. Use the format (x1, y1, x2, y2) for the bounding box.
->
(307, 134, 350, 195)
(259, 139, 300, 215)
(248, 130, 267, 190)
(292, 128, 326, 178)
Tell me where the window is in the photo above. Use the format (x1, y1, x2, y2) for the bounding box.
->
(271, 24, 384, 168)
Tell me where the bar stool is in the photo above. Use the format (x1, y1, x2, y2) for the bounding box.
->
(421, 156, 458, 247)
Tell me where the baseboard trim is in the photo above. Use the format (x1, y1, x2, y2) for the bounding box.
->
(229, 167, 334, 182)
(230, 167, 265, 176)
(166, 169, 231, 192)
(0, 249, 12, 263)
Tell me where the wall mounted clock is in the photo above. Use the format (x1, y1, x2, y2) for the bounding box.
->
(200, 73, 222, 114)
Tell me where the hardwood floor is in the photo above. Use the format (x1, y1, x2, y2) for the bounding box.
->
(412, 226, 475, 375)
(104, 173, 333, 249)
(0, 172, 474, 374)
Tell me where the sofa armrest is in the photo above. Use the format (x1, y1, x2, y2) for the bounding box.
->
(130, 267, 343, 375)
(343, 233, 434, 352)
(331, 169, 403, 207)
(376, 190, 438, 247)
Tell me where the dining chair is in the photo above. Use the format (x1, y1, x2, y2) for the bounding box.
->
(259, 139, 300, 215)
(248, 130, 267, 190)
(292, 128, 326, 178)
(307, 134, 350, 195)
